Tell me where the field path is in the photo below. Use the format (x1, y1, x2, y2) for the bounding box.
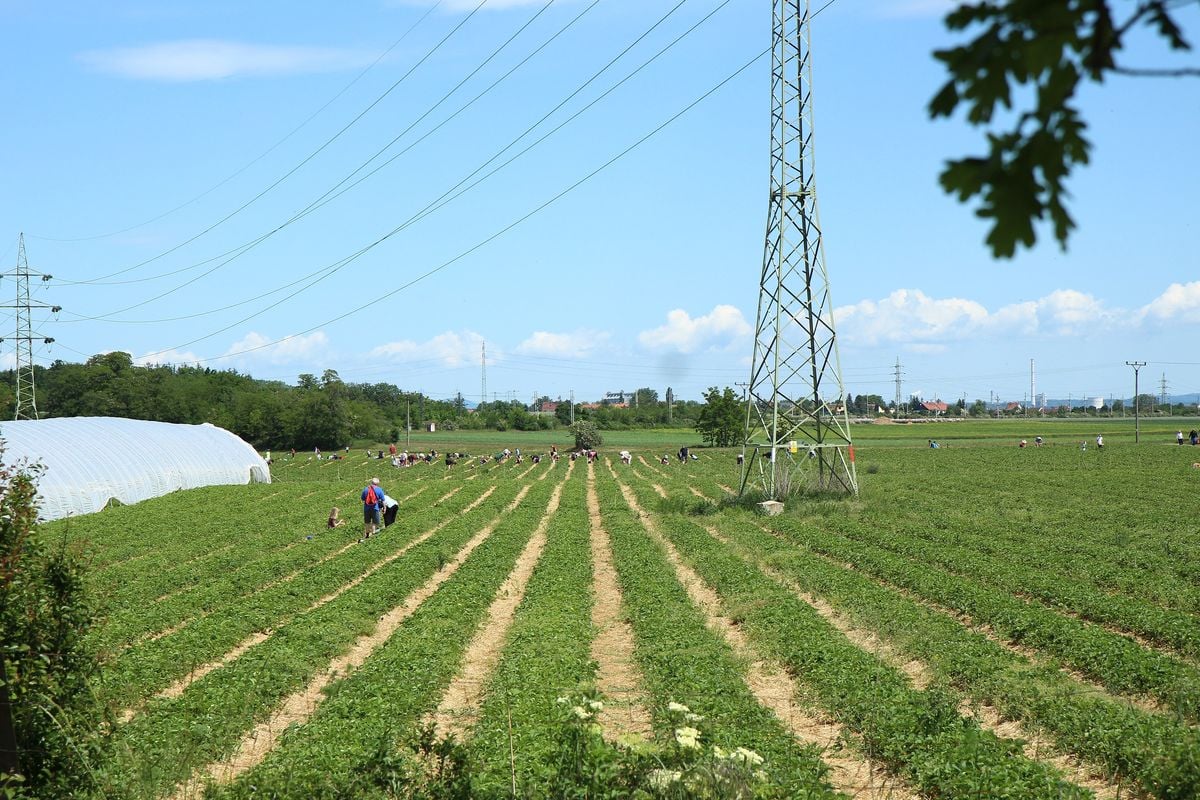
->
(168, 483, 532, 800)
(586, 462, 653, 741)
(429, 478, 567, 740)
(612, 469, 920, 800)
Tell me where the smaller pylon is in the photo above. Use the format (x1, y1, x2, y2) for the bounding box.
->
(1, 234, 61, 420)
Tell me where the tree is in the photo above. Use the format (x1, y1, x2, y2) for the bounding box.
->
(1, 449, 107, 797)
(932, 1, 1195, 257)
(695, 386, 742, 447)
(569, 420, 602, 450)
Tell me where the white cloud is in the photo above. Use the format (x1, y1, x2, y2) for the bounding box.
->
(78, 40, 369, 81)
(1138, 281, 1200, 324)
(370, 330, 484, 367)
(515, 330, 609, 358)
(222, 330, 331, 365)
(834, 288, 1121, 346)
(638, 305, 751, 354)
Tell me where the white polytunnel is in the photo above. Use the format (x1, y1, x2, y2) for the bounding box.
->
(0, 417, 270, 522)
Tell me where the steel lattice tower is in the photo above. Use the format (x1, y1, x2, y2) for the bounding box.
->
(2, 234, 59, 420)
(741, 0, 857, 498)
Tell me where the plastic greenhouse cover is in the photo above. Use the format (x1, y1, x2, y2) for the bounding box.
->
(0, 417, 270, 522)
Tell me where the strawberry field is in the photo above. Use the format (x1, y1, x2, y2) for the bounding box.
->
(46, 427, 1200, 799)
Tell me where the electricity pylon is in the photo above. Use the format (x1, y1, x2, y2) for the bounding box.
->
(741, 0, 857, 499)
(2, 234, 60, 420)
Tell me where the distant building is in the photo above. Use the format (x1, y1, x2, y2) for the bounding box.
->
(920, 401, 949, 415)
(539, 401, 558, 413)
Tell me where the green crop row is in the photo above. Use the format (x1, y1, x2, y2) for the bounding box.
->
(717, 510, 1200, 800)
(898, 504, 1200, 615)
(467, 465, 595, 795)
(204, 468, 568, 798)
(101, 479, 511, 710)
(92, 479, 470, 653)
(865, 447, 1200, 596)
(592, 466, 842, 799)
(769, 512, 1200, 722)
(613, 477, 1091, 800)
(842, 511, 1200, 659)
(96, 482, 436, 613)
(105, 473, 549, 798)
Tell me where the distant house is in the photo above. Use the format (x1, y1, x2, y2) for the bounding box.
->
(920, 401, 949, 415)
(579, 402, 603, 411)
(1004, 402, 1023, 413)
(539, 401, 558, 413)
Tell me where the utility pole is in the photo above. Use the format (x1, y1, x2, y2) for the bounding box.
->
(569, 389, 574, 424)
(741, 0, 856, 499)
(1159, 372, 1169, 409)
(1030, 358, 1036, 416)
(893, 357, 903, 418)
(666, 386, 673, 425)
(1, 234, 59, 420)
(1126, 361, 1146, 443)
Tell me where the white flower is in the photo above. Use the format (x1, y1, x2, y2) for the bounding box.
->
(674, 726, 701, 750)
(712, 745, 727, 759)
(587, 700, 604, 712)
(647, 769, 682, 791)
(667, 701, 691, 715)
(730, 747, 764, 767)
(572, 705, 590, 720)
(556, 696, 569, 705)
(685, 712, 704, 722)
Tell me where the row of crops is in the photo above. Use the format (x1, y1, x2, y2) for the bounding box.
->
(46, 440, 1200, 798)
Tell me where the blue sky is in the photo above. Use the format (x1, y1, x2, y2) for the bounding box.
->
(2, 0, 1197, 405)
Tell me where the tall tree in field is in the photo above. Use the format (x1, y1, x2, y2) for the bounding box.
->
(932, 0, 1195, 256)
(695, 386, 742, 447)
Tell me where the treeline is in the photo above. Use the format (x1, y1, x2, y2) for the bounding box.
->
(0, 353, 700, 450)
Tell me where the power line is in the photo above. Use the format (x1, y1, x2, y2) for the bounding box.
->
(139, 36, 772, 364)
(66, 0, 716, 328)
(28, 2, 444, 244)
(59, 1, 489, 286)
(57, 0, 599, 330)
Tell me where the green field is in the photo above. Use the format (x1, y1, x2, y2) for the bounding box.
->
(43, 422, 1200, 799)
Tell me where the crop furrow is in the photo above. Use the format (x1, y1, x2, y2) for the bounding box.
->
(769, 513, 1200, 721)
(717, 510, 1200, 799)
(593, 462, 842, 798)
(146, 482, 538, 800)
(612, 471, 922, 800)
(197, 469, 569, 798)
(702, 521, 1122, 800)
(586, 462, 653, 742)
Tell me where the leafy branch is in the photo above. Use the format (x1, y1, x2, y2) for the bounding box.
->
(930, 0, 1196, 257)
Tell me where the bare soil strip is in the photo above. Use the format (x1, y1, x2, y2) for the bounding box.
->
(429, 481, 567, 741)
(168, 484, 532, 800)
(586, 463, 653, 741)
(636, 455, 670, 480)
(121, 486, 486, 724)
(733, 522, 1122, 799)
(613, 478, 919, 800)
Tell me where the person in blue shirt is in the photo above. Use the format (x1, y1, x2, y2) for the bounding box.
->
(361, 477, 384, 540)
(928, 439, 940, 449)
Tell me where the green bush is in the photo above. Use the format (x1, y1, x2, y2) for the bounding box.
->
(0, 453, 108, 798)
